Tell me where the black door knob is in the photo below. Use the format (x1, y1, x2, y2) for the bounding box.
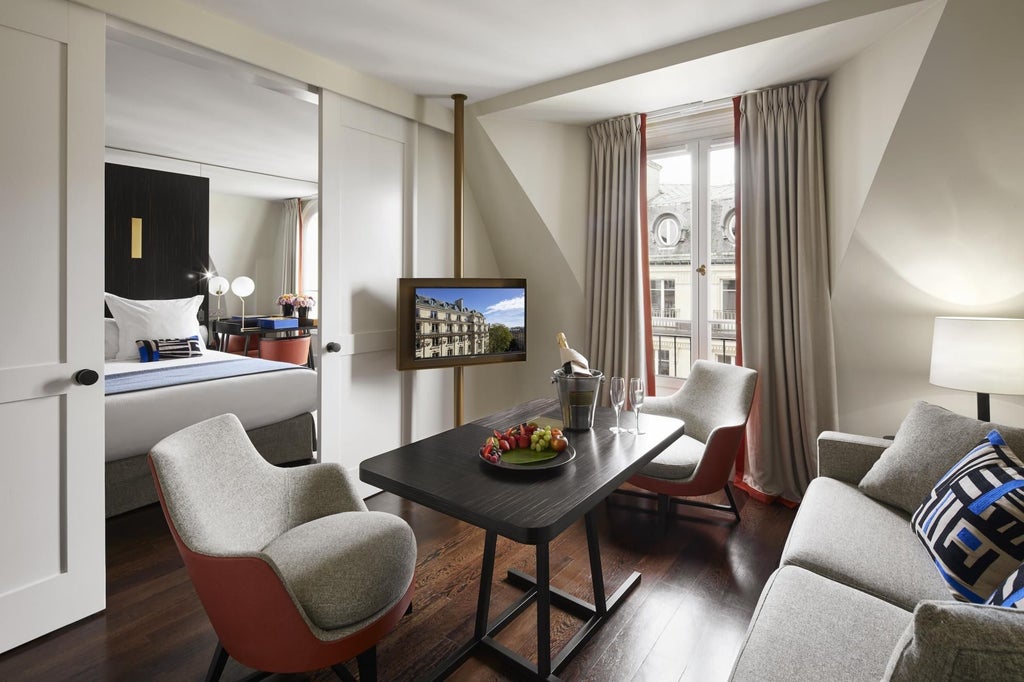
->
(325, 342, 341, 353)
(74, 369, 99, 386)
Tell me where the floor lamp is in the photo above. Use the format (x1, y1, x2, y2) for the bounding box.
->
(929, 316, 1024, 421)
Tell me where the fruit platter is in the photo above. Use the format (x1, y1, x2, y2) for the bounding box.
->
(478, 422, 576, 470)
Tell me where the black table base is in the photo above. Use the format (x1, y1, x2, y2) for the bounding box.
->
(428, 510, 641, 681)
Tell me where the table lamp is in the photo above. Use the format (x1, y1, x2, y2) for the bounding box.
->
(208, 275, 229, 321)
(929, 316, 1024, 421)
(231, 276, 257, 330)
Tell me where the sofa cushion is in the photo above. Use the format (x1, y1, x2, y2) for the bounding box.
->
(261, 511, 416, 631)
(729, 565, 912, 682)
(912, 430, 1024, 603)
(858, 401, 1024, 515)
(882, 601, 1024, 681)
(781, 477, 949, 610)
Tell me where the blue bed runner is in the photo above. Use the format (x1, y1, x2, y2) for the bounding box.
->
(105, 358, 304, 395)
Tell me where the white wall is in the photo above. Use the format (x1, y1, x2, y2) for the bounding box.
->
(827, 0, 1024, 435)
(463, 113, 591, 417)
(208, 192, 285, 317)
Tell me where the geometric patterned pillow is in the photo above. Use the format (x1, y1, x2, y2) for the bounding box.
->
(987, 564, 1024, 609)
(136, 335, 203, 363)
(911, 430, 1024, 603)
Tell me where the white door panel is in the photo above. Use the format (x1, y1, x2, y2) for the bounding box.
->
(319, 91, 410, 496)
(0, 0, 105, 653)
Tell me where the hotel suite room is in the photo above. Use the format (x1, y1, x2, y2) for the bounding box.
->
(2, 0, 1023, 680)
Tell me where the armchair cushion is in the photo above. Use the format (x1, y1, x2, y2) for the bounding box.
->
(638, 434, 704, 481)
(262, 511, 417, 631)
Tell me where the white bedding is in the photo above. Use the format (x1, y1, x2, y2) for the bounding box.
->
(105, 349, 317, 462)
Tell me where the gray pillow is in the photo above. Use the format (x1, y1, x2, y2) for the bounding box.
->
(859, 401, 1024, 514)
(883, 601, 1024, 681)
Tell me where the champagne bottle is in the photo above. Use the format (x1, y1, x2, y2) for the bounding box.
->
(556, 331, 591, 376)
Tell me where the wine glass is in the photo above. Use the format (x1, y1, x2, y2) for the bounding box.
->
(609, 377, 626, 433)
(630, 377, 645, 435)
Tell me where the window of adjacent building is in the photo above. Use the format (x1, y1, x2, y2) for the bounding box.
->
(647, 114, 735, 395)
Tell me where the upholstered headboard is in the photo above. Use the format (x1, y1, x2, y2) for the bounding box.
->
(104, 163, 210, 321)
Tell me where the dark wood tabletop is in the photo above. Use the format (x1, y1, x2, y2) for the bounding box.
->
(360, 397, 686, 544)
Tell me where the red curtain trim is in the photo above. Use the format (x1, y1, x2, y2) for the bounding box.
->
(733, 479, 800, 509)
(639, 114, 656, 394)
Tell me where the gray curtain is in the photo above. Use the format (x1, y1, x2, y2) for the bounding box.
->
(737, 80, 838, 501)
(280, 198, 300, 295)
(586, 114, 646, 391)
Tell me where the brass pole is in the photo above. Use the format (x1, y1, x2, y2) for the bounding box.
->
(452, 93, 467, 426)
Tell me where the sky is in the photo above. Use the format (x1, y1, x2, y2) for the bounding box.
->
(417, 286, 525, 327)
(653, 147, 734, 186)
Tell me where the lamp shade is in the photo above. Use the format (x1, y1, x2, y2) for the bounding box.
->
(929, 317, 1024, 395)
(231, 276, 255, 298)
(208, 275, 229, 296)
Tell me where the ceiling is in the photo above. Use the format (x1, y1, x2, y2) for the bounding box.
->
(105, 0, 932, 198)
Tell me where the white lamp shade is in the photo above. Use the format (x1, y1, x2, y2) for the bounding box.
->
(929, 317, 1024, 395)
(231, 275, 255, 298)
(208, 275, 229, 296)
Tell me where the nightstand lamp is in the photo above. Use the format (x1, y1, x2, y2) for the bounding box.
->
(231, 276, 258, 330)
(208, 275, 229, 321)
(929, 316, 1024, 421)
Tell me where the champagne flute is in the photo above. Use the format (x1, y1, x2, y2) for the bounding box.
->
(609, 377, 626, 433)
(630, 377, 645, 435)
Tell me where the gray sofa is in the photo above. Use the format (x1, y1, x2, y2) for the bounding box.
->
(730, 409, 1024, 681)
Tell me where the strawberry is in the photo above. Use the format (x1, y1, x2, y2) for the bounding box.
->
(518, 434, 530, 449)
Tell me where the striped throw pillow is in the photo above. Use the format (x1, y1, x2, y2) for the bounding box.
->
(136, 335, 203, 362)
(912, 430, 1024, 603)
(988, 565, 1024, 609)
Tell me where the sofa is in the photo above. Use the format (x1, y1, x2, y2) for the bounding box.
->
(729, 402, 1024, 681)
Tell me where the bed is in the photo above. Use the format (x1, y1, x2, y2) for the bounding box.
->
(103, 296, 317, 517)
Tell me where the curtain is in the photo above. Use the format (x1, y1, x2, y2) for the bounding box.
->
(299, 196, 319, 296)
(736, 80, 838, 502)
(586, 114, 647, 394)
(280, 198, 300, 296)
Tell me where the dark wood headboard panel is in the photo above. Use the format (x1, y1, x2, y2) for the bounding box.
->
(104, 163, 210, 321)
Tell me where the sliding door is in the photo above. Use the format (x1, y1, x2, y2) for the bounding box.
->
(319, 90, 413, 496)
(0, 0, 106, 652)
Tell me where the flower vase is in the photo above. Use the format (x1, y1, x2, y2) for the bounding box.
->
(281, 303, 295, 317)
(298, 306, 309, 321)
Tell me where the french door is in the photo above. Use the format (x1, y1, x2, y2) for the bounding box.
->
(647, 135, 736, 394)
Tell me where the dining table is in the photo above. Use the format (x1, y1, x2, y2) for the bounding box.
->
(359, 397, 686, 680)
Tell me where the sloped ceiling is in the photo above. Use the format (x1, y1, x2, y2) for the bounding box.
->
(830, 0, 1024, 433)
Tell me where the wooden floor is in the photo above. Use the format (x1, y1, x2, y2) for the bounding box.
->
(0, 488, 795, 682)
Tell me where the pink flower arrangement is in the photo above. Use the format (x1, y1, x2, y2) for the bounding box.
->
(277, 293, 297, 306)
(293, 295, 316, 309)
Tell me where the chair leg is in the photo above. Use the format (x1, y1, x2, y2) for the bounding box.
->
(357, 645, 377, 681)
(656, 493, 670, 533)
(331, 663, 358, 682)
(204, 642, 229, 682)
(724, 483, 741, 521)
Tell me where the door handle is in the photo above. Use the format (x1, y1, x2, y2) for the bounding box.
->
(74, 369, 99, 386)
(696, 264, 707, 276)
(325, 342, 341, 353)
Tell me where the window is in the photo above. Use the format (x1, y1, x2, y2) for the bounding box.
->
(647, 123, 736, 393)
(299, 198, 319, 316)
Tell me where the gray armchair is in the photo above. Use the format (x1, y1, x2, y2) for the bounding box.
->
(622, 360, 757, 524)
(148, 413, 416, 682)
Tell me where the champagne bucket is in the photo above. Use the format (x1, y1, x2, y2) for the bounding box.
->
(552, 369, 604, 431)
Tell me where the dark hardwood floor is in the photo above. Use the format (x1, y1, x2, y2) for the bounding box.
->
(0, 488, 795, 682)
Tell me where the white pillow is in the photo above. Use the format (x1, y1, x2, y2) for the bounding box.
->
(104, 293, 204, 361)
(104, 318, 119, 359)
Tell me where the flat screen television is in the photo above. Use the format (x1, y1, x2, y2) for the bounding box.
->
(397, 277, 527, 370)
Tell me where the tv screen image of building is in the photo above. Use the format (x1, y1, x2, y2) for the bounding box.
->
(413, 286, 526, 359)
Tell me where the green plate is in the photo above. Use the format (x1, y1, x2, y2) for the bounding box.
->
(500, 448, 560, 465)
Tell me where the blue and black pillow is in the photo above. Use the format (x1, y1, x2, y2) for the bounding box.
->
(136, 335, 203, 362)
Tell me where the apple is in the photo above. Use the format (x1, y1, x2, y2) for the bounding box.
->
(551, 436, 568, 453)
